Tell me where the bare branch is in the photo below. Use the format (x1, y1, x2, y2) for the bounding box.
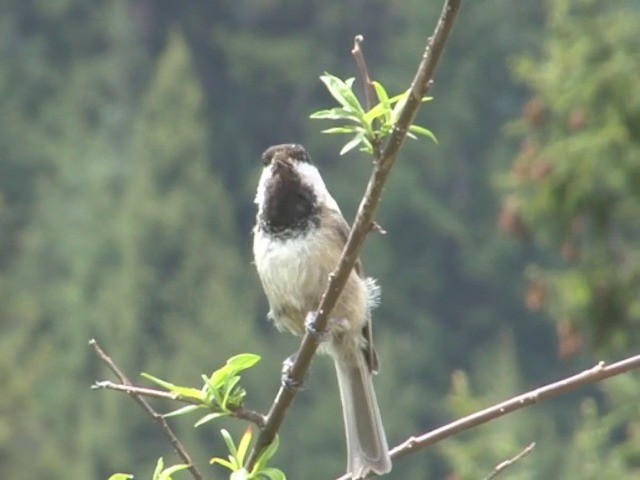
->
(89, 339, 205, 480)
(92, 379, 266, 428)
(335, 353, 640, 479)
(351, 35, 376, 113)
(392, 355, 640, 460)
(93, 380, 179, 401)
(483, 442, 535, 480)
(246, 0, 462, 470)
(352, 35, 385, 160)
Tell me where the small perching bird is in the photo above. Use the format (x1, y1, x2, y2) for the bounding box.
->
(252, 144, 391, 479)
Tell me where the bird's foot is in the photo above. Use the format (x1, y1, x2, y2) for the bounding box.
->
(304, 311, 331, 342)
(305, 311, 350, 340)
(280, 353, 307, 391)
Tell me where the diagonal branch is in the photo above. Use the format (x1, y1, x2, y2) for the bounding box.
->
(246, 0, 462, 469)
(390, 354, 640, 461)
(335, 352, 640, 478)
(89, 339, 205, 480)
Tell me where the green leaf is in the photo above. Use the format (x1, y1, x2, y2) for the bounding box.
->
(194, 411, 228, 427)
(372, 81, 390, 106)
(372, 81, 392, 125)
(220, 429, 238, 459)
(226, 353, 261, 373)
(309, 107, 361, 122)
(321, 126, 362, 134)
(171, 385, 206, 401)
(260, 468, 287, 480)
(141, 373, 204, 400)
(108, 474, 134, 480)
(359, 136, 374, 154)
(236, 427, 253, 465)
(391, 94, 409, 124)
(363, 103, 388, 124)
(141, 373, 176, 391)
(158, 464, 189, 480)
(409, 124, 438, 143)
(163, 404, 200, 418)
(222, 375, 242, 409)
(152, 458, 165, 480)
(340, 132, 366, 156)
(386, 89, 410, 106)
(319, 74, 365, 117)
(252, 435, 280, 473)
(260, 434, 280, 464)
(210, 457, 235, 470)
(208, 366, 231, 390)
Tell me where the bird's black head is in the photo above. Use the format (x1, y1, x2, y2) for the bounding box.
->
(257, 144, 319, 238)
(261, 144, 313, 166)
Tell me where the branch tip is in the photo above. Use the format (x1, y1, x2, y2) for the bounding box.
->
(91, 339, 205, 480)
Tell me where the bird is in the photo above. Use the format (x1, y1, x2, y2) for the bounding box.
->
(252, 143, 391, 478)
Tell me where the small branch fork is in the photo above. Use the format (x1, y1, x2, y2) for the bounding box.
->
(246, 0, 462, 470)
(92, 380, 266, 428)
(483, 442, 536, 480)
(89, 339, 205, 480)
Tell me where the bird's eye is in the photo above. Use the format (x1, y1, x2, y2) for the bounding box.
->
(262, 153, 272, 166)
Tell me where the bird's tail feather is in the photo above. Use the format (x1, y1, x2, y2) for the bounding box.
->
(334, 353, 392, 479)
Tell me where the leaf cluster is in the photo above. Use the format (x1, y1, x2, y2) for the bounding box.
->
(211, 429, 285, 480)
(143, 354, 261, 427)
(310, 73, 436, 155)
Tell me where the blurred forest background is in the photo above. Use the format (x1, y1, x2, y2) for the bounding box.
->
(1, 0, 639, 478)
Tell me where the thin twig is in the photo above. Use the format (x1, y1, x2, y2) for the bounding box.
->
(89, 339, 205, 480)
(352, 34, 386, 233)
(246, 0, 462, 470)
(351, 35, 376, 113)
(92, 379, 266, 427)
(335, 353, 640, 479)
(483, 442, 535, 480)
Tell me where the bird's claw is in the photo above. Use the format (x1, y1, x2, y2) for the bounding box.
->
(280, 353, 306, 390)
(304, 311, 332, 341)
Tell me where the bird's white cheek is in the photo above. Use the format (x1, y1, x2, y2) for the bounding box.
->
(254, 167, 272, 206)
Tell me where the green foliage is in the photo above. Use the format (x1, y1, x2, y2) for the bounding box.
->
(108, 474, 135, 480)
(151, 458, 190, 480)
(310, 73, 436, 155)
(143, 354, 261, 426)
(109, 457, 189, 480)
(108, 353, 281, 480)
(211, 429, 285, 480)
(501, 0, 640, 350)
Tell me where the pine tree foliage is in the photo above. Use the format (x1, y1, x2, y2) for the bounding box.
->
(502, 0, 640, 351)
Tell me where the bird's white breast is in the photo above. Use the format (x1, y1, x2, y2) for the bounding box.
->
(253, 228, 328, 334)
